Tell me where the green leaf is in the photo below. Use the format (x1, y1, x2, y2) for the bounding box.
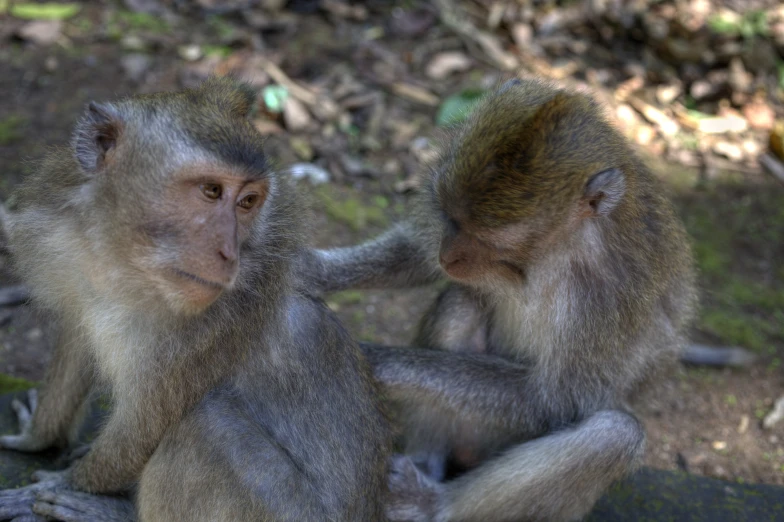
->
(262, 85, 288, 114)
(436, 89, 485, 127)
(10, 2, 81, 20)
(707, 15, 740, 36)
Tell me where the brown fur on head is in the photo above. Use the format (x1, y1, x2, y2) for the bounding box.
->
(428, 80, 637, 285)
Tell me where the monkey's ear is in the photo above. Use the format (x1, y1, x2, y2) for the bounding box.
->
(73, 102, 123, 173)
(582, 168, 625, 217)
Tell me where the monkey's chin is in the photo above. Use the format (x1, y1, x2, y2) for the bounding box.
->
(163, 286, 223, 316)
(160, 270, 227, 316)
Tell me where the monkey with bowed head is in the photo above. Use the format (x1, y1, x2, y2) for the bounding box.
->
(0, 78, 390, 521)
(304, 78, 697, 521)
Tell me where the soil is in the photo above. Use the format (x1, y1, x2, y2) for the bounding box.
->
(0, 0, 782, 489)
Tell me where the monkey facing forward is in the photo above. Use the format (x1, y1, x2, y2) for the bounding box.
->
(0, 78, 390, 521)
(305, 78, 697, 521)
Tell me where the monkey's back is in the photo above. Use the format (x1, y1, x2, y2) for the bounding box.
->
(138, 293, 390, 522)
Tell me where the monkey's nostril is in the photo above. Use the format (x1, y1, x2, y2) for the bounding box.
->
(218, 249, 237, 263)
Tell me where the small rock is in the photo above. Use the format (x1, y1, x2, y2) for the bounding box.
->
(121, 35, 147, 52)
(712, 141, 744, 162)
(44, 56, 59, 72)
(178, 45, 203, 62)
(121, 54, 152, 83)
(0, 286, 30, 307)
(282, 97, 312, 132)
(656, 84, 681, 105)
(25, 328, 43, 341)
(635, 125, 656, 146)
(339, 155, 379, 178)
(425, 52, 472, 81)
(690, 80, 718, 101)
(17, 20, 63, 46)
(711, 441, 727, 451)
(286, 163, 330, 185)
(737, 415, 749, 434)
(741, 139, 761, 157)
(381, 159, 401, 177)
(511, 23, 533, 48)
(742, 99, 775, 131)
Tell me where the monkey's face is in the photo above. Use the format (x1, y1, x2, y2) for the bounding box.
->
(434, 209, 556, 288)
(131, 163, 269, 316)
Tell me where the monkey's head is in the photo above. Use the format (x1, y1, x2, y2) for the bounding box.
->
(70, 77, 274, 315)
(426, 79, 633, 289)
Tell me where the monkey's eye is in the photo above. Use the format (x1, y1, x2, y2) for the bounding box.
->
(238, 194, 259, 210)
(200, 183, 222, 200)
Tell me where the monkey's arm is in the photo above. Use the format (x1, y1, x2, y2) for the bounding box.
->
(300, 223, 443, 293)
(67, 389, 180, 494)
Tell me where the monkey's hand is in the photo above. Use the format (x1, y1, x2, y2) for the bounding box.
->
(0, 469, 69, 521)
(0, 390, 50, 453)
(33, 489, 135, 522)
(386, 455, 443, 522)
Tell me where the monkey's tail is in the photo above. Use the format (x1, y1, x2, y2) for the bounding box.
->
(680, 344, 757, 367)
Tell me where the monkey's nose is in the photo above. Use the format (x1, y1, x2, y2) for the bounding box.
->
(218, 246, 237, 264)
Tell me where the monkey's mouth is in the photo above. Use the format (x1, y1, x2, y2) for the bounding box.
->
(171, 269, 226, 290)
(497, 261, 526, 281)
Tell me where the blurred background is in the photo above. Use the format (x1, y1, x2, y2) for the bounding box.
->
(0, 0, 782, 487)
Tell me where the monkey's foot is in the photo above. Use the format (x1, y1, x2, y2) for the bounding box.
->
(410, 451, 447, 482)
(386, 454, 442, 522)
(0, 390, 48, 453)
(0, 468, 68, 521)
(33, 489, 135, 522)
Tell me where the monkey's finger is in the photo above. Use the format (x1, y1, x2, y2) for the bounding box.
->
(35, 489, 90, 511)
(27, 390, 37, 414)
(10, 400, 31, 425)
(0, 434, 24, 450)
(33, 500, 82, 522)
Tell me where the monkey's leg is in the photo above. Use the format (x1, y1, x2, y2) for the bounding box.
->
(408, 285, 487, 480)
(0, 329, 93, 452)
(303, 223, 441, 293)
(435, 410, 645, 522)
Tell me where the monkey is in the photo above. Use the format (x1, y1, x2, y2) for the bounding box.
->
(302, 78, 698, 521)
(0, 78, 390, 521)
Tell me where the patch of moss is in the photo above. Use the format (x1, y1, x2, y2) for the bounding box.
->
(118, 10, 170, 32)
(0, 116, 24, 145)
(315, 185, 388, 231)
(677, 181, 784, 355)
(0, 373, 35, 394)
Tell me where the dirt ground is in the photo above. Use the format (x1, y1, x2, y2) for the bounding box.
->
(0, 0, 782, 488)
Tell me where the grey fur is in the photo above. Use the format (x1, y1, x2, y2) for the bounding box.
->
(0, 79, 390, 521)
(303, 80, 697, 521)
